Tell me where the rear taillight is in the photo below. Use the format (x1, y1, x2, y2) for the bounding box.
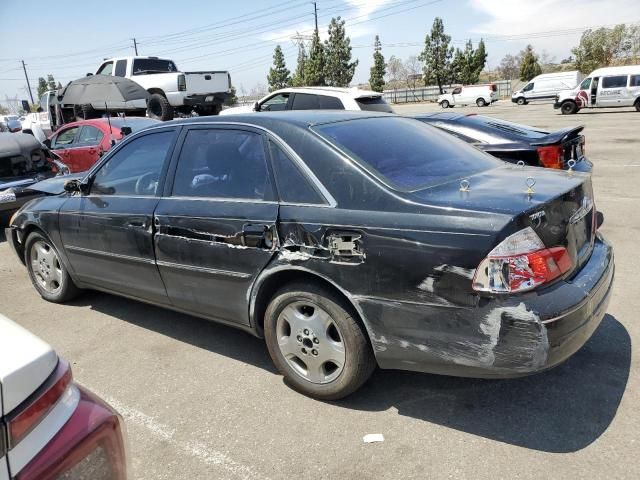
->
(177, 74, 186, 91)
(473, 227, 572, 293)
(537, 145, 564, 169)
(7, 360, 72, 448)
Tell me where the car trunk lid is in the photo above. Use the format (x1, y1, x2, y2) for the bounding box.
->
(0, 314, 58, 417)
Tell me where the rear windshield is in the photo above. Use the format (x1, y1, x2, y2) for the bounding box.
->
(132, 58, 178, 75)
(355, 97, 394, 113)
(463, 116, 548, 139)
(314, 117, 501, 191)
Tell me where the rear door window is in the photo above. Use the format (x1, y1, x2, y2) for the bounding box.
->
(52, 127, 79, 147)
(291, 93, 321, 110)
(269, 141, 326, 204)
(602, 76, 628, 88)
(315, 117, 500, 191)
(114, 60, 127, 77)
(78, 126, 104, 146)
(172, 129, 272, 200)
(355, 97, 393, 112)
(629, 75, 640, 87)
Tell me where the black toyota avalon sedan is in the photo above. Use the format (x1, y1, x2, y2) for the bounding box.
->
(6, 111, 614, 400)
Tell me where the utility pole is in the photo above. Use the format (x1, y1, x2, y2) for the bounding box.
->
(132, 38, 139, 56)
(313, 2, 318, 32)
(21, 60, 34, 104)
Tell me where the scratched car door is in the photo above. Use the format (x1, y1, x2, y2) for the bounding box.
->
(154, 126, 278, 325)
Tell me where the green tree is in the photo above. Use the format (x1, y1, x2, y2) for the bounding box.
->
(324, 16, 358, 87)
(291, 43, 308, 86)
(519, 45, 543, 81)
(473, 39, 487, 78)
(267, 45, 291, 92)
(304, 29, 326, 86)
(37, 77, 48, 98)
(572, 25, 628, 73)
(418, 17, 454, 93)
(369, 35, 386, 92)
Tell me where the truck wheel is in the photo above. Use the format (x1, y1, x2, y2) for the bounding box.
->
(561, 101, 577, 115)
(264, 282, 376, 400)
(516, 97, 527, 106)
(147, 93, 174, 121)
(440, 100, 450, 109)
(476, 98, 487, 107)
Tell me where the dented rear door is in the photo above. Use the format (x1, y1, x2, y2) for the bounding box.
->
(154, 126, 278, 325)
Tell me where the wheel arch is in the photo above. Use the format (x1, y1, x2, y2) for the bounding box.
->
(249, 266, 374, 347)
(147, 88, 167, 98)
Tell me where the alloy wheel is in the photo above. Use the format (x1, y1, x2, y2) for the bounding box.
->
(30, 240, 63, 294)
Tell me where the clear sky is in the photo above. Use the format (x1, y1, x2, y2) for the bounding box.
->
(1, 0, 639, 103)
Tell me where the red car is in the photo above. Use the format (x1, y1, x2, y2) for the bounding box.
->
(48, 118, 159, 173)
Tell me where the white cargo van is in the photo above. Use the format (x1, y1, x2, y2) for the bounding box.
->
(512, 71, 582, 105)
(438, 84, 498, 108)
(554, 65, 640, 114)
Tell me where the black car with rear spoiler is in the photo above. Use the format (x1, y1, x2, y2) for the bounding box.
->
(413, 113, 591, 172)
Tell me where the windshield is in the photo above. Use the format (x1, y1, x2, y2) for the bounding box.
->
(314, 117, 501, 191)
(355, 97, 394, 113)
(132, 58, 178, 75)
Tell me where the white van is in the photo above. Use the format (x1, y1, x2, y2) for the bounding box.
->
(554, 65, 640, 114)
(512, 71, 582, 105)
(438, 84, 498, 108)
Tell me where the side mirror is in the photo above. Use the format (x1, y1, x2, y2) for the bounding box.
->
(253, 101, 261, 112)
(120, 126, 132, 136)
(63, 179, 81, 193)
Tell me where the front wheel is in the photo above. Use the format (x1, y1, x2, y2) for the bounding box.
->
(147, 93, 174, 121)
(264, 283, 375, 400)
(25, 232, 81, 303)
(476, 98, 487, 107)
(440, 100, 450, 109)
(561, 101, 577, 115)
(516, 97, 527, 106)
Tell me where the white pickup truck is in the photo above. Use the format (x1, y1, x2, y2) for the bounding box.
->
(89, 56, 231, 120)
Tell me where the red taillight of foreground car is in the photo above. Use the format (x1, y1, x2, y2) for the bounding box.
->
(473, 227, 573, 293)
(537, 145, 564, 169)
(7, 360, 72, 448)
(15, 386, 127, 480)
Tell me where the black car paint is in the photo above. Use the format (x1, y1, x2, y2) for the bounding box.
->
(413, 113, 592, 173)
(6, 111, 614, 378)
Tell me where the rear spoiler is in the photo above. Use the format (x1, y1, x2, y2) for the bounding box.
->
(531, 126, 584, 146)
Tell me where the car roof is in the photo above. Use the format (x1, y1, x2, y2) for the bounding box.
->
(162, 110, 396, 130)
(269, 86, 383, 98)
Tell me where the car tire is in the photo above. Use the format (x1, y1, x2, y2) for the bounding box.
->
(440, 100, 450, 109)
(516, 97, 527, 105)
(147, 93, 174, 121)
(561, 101, 577, 115)
(25, 232, 81, 303)
(476, 98, 487, 107)
(264, 282, 376, 400)
(635, 99, 640, 112)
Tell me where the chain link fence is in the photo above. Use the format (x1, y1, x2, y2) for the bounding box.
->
(382, 80, 513, 104)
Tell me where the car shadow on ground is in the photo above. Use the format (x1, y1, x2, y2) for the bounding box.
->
(339, 314, 630, 453)
(69, 292, 630, 454)
(69, 291, 278, 374)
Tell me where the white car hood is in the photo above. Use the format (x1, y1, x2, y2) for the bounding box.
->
(219, 105, 255, 116)
(0, 314, 57, 416)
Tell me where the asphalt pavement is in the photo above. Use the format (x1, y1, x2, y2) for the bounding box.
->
(1, 101, 638, 479)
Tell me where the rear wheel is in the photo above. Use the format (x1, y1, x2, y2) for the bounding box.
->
(264, 282, 375, 400)
(635, 99, 640, 112)
(516, 97, 527, 106)
(147, 93, 174, 121)
(25, 232, 81, 303)
(476, 98, 487, 107)
(440, 100, 450, 109)
(561, 101, 577, 115)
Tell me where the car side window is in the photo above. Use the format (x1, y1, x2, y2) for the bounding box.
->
(579, 77, 591, 90)
(319, 95, 345, 109)
(114, 60, 127, 77)
(78, 126, 104, 146)
(523, 83, 534, 92)
(452, 87, 462, 94)
(91, 131, 174, 196)
(172, 129, 272, 201)
(96, 62, 113, 75)
(291, 94, 321, 110)
(630, 75, 640, 87)
(260, 93, 290, 111)
(53, 127, 79, 147)
(268, 141, 325, 205)
(602, 76, 627, 89)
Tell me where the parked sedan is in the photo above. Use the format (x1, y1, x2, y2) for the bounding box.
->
(0, 313, 127, 479)
(6, 112, 614, 400)
(414, 112, 592, 172)
(47, 117, 159, 173)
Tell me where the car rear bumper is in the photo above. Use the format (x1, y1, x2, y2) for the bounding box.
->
(14, 385, 127, 479)
(183, 93, 229, 108)
(360, 233, 614, 378)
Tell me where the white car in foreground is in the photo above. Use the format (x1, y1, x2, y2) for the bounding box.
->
(220, 86, 394, 115)
(0, 314, 127, 479)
